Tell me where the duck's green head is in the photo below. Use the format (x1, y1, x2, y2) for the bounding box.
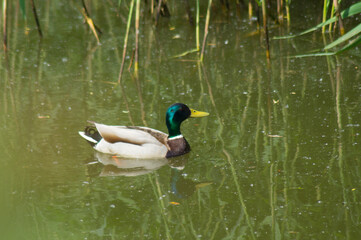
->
(166, 103, 209, 138)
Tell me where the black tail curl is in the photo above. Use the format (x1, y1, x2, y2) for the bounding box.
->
(84, 126, 102, 146)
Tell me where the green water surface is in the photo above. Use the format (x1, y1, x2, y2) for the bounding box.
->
(1, 1, 361, 240)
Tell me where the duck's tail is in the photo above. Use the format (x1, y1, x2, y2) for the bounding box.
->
(78, 126, 102, 147)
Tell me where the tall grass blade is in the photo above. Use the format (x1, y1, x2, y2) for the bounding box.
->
(334, 35, 361, 54)
(324, 22, 361, 50)
(274, 2, 361, 39)
(294, 52, 335, 57)
(171, 48, 198, 58)
(294, 35, 361, 57)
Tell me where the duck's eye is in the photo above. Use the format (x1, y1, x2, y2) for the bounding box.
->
(171, 109, 174, 112)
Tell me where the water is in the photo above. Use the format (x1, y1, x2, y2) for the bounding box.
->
(1, 2, 361, 239)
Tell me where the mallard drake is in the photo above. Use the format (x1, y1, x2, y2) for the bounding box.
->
(79, 103, 209, 158)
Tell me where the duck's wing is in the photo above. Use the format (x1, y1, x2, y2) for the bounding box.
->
(95, 123, 168, 146)
(126, 126, 169, 146)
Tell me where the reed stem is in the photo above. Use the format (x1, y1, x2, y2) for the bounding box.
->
(184, 0, 193, 24)
(329, 3, 335, 32)
(196, 0, 200, 50)
(81, 0, 102, 35)
(2, 0, 7, 51)
(285, 0, 290, 25)
(322, 0, 330, 33)
(270, 162, 276, 239)
(333, 0, 345, 35)
(262, 0, 270, 60)
(135, 0, 140, 76)
(81, 0, 90, 18)
(118, 0, 135, 84)
(248, 1, 253, 20)
(155, 0, 162, 26)
(149, 174, 172, 240)
(150, 0, 154, 14)
(200, 0, 212, 62)
(200, 62, 256, 239)
(30, 0, 43, 38)
(277, 0, 283, 24)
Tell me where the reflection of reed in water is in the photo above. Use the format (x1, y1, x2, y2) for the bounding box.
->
(170, 168, 212, 199)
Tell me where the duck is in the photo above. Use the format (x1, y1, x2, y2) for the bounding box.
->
(78, 103, 209, 158)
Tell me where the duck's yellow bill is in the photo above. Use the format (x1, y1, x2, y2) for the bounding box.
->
(190, 108, 210, 118)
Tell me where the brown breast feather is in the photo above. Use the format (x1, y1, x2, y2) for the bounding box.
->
(166, 137, 190, 158)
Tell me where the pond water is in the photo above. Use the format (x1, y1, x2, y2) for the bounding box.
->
(1, 1, 361, 239)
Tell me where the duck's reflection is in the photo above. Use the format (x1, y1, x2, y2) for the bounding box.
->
(94, 152, 168, 177)
(87, 153, 211, 199)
